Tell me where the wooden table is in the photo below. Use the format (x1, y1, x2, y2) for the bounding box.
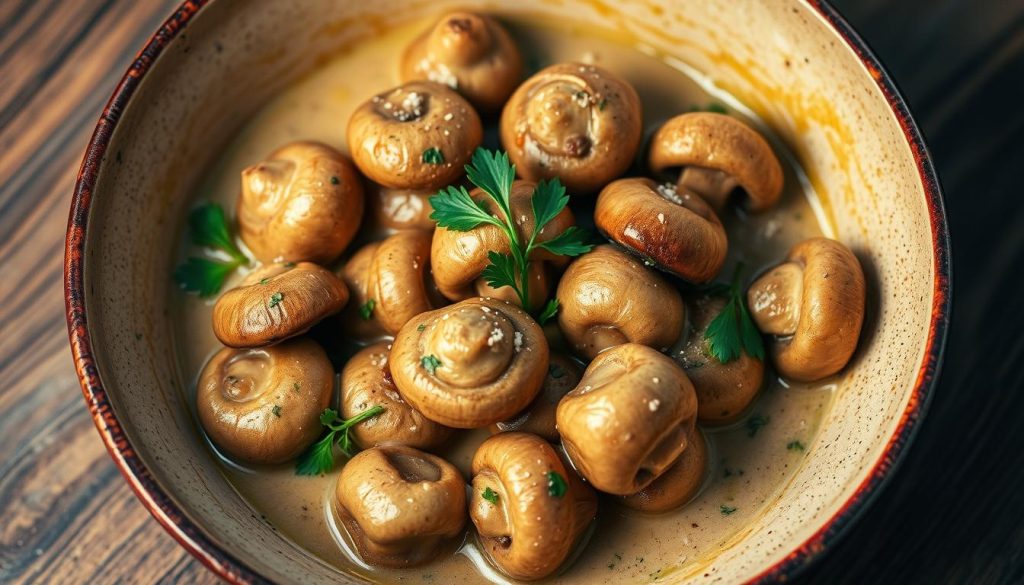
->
(2, 1, 1021, 582)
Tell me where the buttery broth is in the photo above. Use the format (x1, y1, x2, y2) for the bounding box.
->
(173, 13, 832, 584)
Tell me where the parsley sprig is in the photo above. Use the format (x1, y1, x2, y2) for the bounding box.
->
(174, 203, 249, 297)
(703, 263, 765, 363)
(295, 406, 384, 476)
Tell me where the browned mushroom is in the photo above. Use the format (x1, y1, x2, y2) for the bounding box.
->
(648, 112, 783, 212)
(337, 241, 383, 339)
(237, 141, 364, 264)
(747, 237, 866, 381)
(556, 343, 698, 495)
(555, 245, 684, 359)
(390, 297, 548, 428)
(213, 262, 348, 348)
(348, 81, 483, 191)
(500, 62, 642, 193)
(367, 183, 437, 233)
(489, 353, 581, 441)
(620, 427, 707, 513)
(595, 177, 728, 283)
(335, 445, 466, 567)
(400, 11, 522, 112)
(196, 337, 333, 464)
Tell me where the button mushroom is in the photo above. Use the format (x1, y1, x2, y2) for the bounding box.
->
(555, 245, 684, 359)
(335, 445, 467, 567)
(556, 343, 698, 495)
(747, 237, 866, 381)
(212, 261, 349, 348)
(390, 297, 548, 428)
(469, 432, 596, 580)
(348, 81, 483, 191)
(400, 11, 522, 113)
(337, 241, 383, 339)
(368, 183, 436, 233)
(500, 62, 642, 194)
(648, 112, 783, 212)
(237, 141, 364, 264)
(595, 177, 728, 283)
(196, 337, 333, 464)
(489, 353, 581, 442)
(620, 427, 708, 513)
(341, 342, 453, 451)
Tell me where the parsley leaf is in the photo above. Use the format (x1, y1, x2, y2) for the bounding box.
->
(787, 440, 806, 451)
(538, 226, 593, 257)
(465, 148, 515, 215)
(174, 257, 239, 298)
(720, 504, 738, 515)
(360, 299, 376, 320)
(187, 203, 246, 262)
(295, 406, 385, 476)
(530, 179, 569, 231)
(546, 471, 568, 497)
(429, 185, 502, 231)
(538, 298, 560, 325)
(482, 487, 500, 505)
(174, 202, 249, 297)
(703, 263, 765, 363)
(421, 354, 441, 374)
(481, 251, 518, 292)
(746, 414, 770, 437)
(422, 147, 445, 165)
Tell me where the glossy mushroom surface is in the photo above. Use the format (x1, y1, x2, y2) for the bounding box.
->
(556, 343, 698, 495)
(621, 427, 708, 513)
(196, 338, 333, 464)
(368, 183, 436, 233)
(500, 62, 642, 193)
(357, 230, 440, 334)
(337, 242, 383, 339)
(489, 353, 581, 442)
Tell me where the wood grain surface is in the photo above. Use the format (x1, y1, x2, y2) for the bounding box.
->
(0, 0, 1020, 583)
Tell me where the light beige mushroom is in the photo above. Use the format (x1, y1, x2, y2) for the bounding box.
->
(489, 353, 581, 442)
(620, 427, 707, 513)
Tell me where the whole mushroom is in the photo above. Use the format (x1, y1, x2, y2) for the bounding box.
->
(489, 353, 581, 442)
(337, 241, 382, 339)
(368, 183, 436, 233)
(620, 427, 707, 513)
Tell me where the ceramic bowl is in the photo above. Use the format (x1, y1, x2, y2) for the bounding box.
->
(65, 0, 950, 582)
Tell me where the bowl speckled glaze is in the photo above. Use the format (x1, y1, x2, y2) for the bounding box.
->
(64, 0, 950, 583)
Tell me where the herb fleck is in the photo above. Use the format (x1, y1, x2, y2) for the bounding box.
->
(360, 299, 376, 320)
(268, 292, 284, 308)
(271, 405, 282, 417)
(259, 278, 271, 285)
(293, 382, 301, 393)
(787, 440, 806, 451)
(549, 364, 566, 379)
(330, 175, 340, 185)
(417, 323, 426, 332)
(421, 354, 441, 374)
(295, 406, 385, 476)
(422, 147, 445, 165)
(598, 98, 608, 110)
(746, 414, 770, 437)
(481, 487, 499, 505)
(546, 470, 568, 497)
(720, 504, 738, 515)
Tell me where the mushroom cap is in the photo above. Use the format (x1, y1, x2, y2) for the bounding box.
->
(196, 337, 333, 464)
(556, 343, 698, 495)
(594, 177, 728, 283)
(620, 427, 708, 513)
(390, 297, 549, 428)
(489, 353, 581, 442)
(336, 445, 467, 567)
(555, 245, 684, 359)
(400, 11, 523, 112)
(212, 262, 349, 348)
(341, 342, 454, 450)
(366, 230, 439, 334)
(368, 183, 437, 233)
(337, 242, 384, 339)
(748, 237, 866, 381)
(237, 141, 364, 264)
(347, 81, 483, 191)
(648, 112, 783, 212)
(500, 62, 642, 194)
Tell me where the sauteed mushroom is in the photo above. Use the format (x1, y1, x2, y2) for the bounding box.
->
(368, 183, 436, 233)
(648, 112, 783, 212)
(556, 245, 684, 359)
(237, 141, 363, 264)
(401, 11, 522, 112)
(196, 337, 333, 464)
(213, 262, 348, 348)
(355, 230, 439, 334)
(748, 237, 866, 381)
(390, 298, 548, 428)
(595, 177, 728, 283)
(490, 353, 581, 442)
(556, 343, 698, 495)
(337, 242, 383, 339)
(500, 62, 642, 193)
(621, 428, 707, 513)
(348, 81, 483, 191)
(336, 445, 466, 567)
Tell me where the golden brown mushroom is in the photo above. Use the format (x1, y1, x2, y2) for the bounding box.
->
(390, 298, 548, 428)
(237, 141, 364, 264)
(367, 183, 436, 233)
(348, 81, 482, 191)
(489, 353, 581, 441)
(336, 445, 466, 567)
(400, 11, 522, 112)
(213, 262, 348, 348)
(594, 177, 728, 283)
(747, 237, 866, 381)
(196, 337, 333, 464)
(555, 245, 684, 359)
(500, 62, 642, 194)
(556, 343, 698, 495)
(648, 112, 784, 212)
(620, 427, 707, 513)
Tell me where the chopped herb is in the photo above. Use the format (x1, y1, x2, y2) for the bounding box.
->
(417, 323, 426, 332)
(421, 354, 441, 374)
(720, 504, 737, 515)
(746, 414, 770, 437)
(481, 487, 500, 505)
(549, 364, 566, 379)
(598, 98, 608, 110)
(259, 278, 271, 285)
(787, 440, 806, 451)
(691, 102, 728, 114)
(360, 299, 376, 320)
(703, 263, 765, 363)
(268, 292, 284, 308)
(271, 405, 282, 417)
(295, 406, 385, 476)
(546, 470, 568, 497)
(422, 147, 445, 165)
(330, 175, 340, 185)
(293, 382, 301, 393)
(538, 298, 560, 325)
(174, 203, 249, 297)
(283, 261, 296, 268)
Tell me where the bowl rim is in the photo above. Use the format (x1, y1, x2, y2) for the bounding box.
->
(63, 0, 951, 583)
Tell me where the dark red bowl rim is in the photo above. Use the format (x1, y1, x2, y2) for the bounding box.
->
(63, 1, 950, 583)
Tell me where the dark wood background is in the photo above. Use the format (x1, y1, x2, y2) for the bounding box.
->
(1, 0, 1021, 582)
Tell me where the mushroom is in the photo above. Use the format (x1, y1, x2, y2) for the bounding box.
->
(747, 237, 866, 381)
(213, 262, 349, 348)
(469, 432, 596, 580)
(400, 11, 523, 112)
(620, 427, 707, 513)
(500, 62, 642, 193)
(368, 183, 436, 233)
(648, 112, 784, 212)
(674, 295, 765, 424)
(347, 81, 483, 191)
(341, 342, 453, 450)
(431, 179, 573, 312)
(555, 245, 684, 359)
(556, 343, 698, 495)
(237, 141, 364, 264)
(335, 445, 466, 567)
(594, 177, 728, 283)
(390, 297, 549, 428)
(337, 241, 383, 339)
(489, 353, 581, 442)
(196, 337, 333, 464)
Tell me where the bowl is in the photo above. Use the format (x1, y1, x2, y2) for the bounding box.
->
(64, 0, 950, 582)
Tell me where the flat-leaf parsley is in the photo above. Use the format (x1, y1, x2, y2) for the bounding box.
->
(174, 203, 249, 297)
(703, 263, 765, 363)
(295, 406, 385, 476)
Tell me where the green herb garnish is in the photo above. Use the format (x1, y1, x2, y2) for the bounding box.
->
(746, 414, 770, 437)
(422, 147, 445, 165)
(295, 406, 385, 476)
(259, 278, 271, 285)
(538, 298, 560, 325)
(360, 299, 376, 320)
(691, 102, 728, 114)
(546, 470, 568, 497)
(271, 405, 282, 417)
(417, 323, 426, 332)
(720, 504, 737, 515)
(268, 292, 284, 308)
(703, 263, 765, 363)
(421, 354, 441, 374)
(482, 487, 500, 505)
(330, 175, 340, 185)
(787, 440, 806, 451)
(174, 203, 249, 297)
(293, 382, 301, 393)
(549, 364, 566, 379)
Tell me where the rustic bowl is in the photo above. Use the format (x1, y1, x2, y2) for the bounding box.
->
(64, 0, 950, 583)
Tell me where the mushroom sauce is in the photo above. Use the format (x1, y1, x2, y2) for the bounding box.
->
(174, 13, 837, 584)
